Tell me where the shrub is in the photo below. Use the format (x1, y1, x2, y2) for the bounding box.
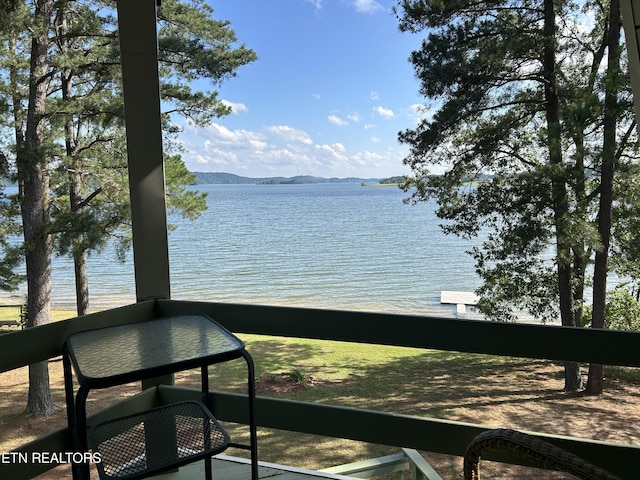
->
(585, 289, 640, 331)
(605, 289, 640, 331)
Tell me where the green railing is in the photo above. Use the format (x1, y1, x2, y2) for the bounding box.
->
(1, 299, 639, 479)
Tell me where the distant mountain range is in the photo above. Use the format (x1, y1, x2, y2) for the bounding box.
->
(192, 171, 388, 185)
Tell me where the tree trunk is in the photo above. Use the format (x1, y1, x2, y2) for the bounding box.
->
(571, 129, 588, 330)
(57, 6, 91, 317)
(542, 0, 582, 391)
(68, 146, 91, 316)
(74, 250, 90, 315)
(586, 0, 621, 395)
(20, 0, 55, 416)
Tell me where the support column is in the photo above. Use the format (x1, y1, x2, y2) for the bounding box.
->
(116, 0, 171, 302)
(621, 0, 640, 134)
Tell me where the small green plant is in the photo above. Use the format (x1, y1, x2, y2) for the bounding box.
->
(288, 367, 307, 383)
(19, 303, 28, 327)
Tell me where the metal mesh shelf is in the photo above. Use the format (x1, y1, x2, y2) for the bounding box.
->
(89, 401, 229, 480)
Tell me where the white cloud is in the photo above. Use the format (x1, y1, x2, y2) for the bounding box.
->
(349, 0, 383, 13)
(347, 113, 361, 123)
(374, 106, 395, 119)
(370, 91, 379, 101)
(405, 103, 435, 123)
(364, 124, 375, 129)
(179, 120, 408, 178)
(266, 125, 313, 145)
(192, 147, 236, 166)
(204, 123, 268, 150)
(333, 142, 346, 153)
(316, 143, 345, 156)
(306, 0, 324, 12)
(370, 137, 381, 143)
(410, 103, 430, 117)
(350, 150, 392, 170)
(178, 122, 267, 172)
(221, 99, 248, 115)
(328, 114, 349, 126)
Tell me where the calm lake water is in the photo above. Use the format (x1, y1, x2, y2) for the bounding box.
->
(2, 183, 485, 316)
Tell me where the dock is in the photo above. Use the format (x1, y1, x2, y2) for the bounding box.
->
(440, 291, 561, 324)
(440, 291, 479, 316)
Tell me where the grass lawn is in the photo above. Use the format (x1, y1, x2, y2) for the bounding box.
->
(2, 315, 639, 479)
(0, 303, 77, 325)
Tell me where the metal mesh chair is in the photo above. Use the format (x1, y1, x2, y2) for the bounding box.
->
(89, 401, 229, 480)
(463, 428, 621, 480)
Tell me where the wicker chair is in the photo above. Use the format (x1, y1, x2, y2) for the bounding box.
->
(463, 428, 621, 480)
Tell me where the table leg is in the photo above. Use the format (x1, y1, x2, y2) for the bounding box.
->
(202, 365, 213, 480)
(63, 349, 81, 480)
(243, 351, 258, 480)
(74, 384, 91, 480)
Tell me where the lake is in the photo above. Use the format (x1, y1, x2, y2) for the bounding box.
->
(1, 183, 485, 316)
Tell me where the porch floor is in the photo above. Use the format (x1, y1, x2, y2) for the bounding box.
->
(149, 455, 357, 480)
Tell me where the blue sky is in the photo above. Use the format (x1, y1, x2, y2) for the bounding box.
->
(177, 0, 430, 178)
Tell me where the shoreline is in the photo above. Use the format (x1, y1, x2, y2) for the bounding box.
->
(0, 292, 465, 317)
(0, 293, 547, 324)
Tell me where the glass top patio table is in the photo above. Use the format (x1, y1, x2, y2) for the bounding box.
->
(63, 314, 258, 480)
(65, 314, 246, 388)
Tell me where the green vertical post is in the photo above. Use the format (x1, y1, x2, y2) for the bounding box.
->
(116, 0, 171, 304)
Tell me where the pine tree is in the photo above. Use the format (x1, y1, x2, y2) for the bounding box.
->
(0, 0, 255, 414)
(396, 0, 638, 392)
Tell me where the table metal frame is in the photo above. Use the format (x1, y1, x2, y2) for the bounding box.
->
(63, 314, 258, 480)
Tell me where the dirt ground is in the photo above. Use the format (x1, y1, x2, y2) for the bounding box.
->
(1, 356, 638, 479)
